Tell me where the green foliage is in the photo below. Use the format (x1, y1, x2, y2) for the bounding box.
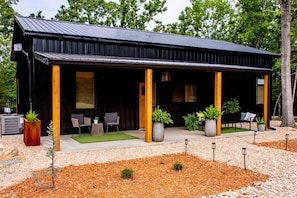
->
(121, 168, 133, 179)
(152, 105, 174, 124)
(25, 110, 38, 121)
(0, 0, 17, 110)
(203, 105, 222, 120)
(222, 98, 241, 114)
(94, 116, 99, 120)
(157, 0, 234, 41)
(183, 113, 203, 131)
(173, 162, 183, 171)
(255, 117, 265, 124)
(55, 0, 167, 30)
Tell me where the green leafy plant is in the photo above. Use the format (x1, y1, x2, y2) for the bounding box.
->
(173, 162, 183, 171)
(152, 105, 174, 124)
(202, 105, 222, 120)
(255, 117, 265, 124)
(121, 168, 133, 179)
(25, 110, 38, 121)
(94, 116, 99, 121)
(183, 113, 201, 131)
(222, 98, 241, 114)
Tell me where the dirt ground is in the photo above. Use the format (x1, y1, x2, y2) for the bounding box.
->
(0, 153, 270, 198)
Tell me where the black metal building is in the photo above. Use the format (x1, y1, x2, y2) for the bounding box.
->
(11, 16, 279, 136)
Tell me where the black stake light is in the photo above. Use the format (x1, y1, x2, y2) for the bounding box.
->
(253, 130, 257, 144)
(212, 142, 216, 161)
(185, 139, 188, 155)
(242, 147, 247, 170)
(285, 134, 289, 151)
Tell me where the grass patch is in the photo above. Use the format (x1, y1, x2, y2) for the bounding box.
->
(221, 127, 250, 134)
(71, 132, 138, 143)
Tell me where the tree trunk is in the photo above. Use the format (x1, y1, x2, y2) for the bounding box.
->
(280, 0, 295, 127)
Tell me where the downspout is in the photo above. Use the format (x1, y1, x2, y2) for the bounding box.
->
(22, 49, 33, 110)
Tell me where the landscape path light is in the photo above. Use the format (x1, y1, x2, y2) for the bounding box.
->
(242, 147, 247, 170)
(285, 134, 289, 151)
(212, 142, 216, 161)
(253, 130, 257, 144)
(184, 139, 188, 154)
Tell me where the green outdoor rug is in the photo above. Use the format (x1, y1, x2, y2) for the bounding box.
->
(71, 132, 138, 144)
(221, 127, 250, 134)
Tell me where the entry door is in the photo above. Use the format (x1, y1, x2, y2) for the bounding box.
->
(139, 82, 155, 129)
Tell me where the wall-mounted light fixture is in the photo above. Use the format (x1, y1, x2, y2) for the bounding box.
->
(161, 72, 171, 82)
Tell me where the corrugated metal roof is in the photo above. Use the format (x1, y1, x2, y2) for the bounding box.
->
(16, 16, 279, 57)
(34, 52, 272, 73)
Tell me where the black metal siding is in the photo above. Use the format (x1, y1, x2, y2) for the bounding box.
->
(33, 38, 273, 69)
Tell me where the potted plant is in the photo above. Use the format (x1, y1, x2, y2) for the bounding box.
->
(24, 110, 41, 146)
(202, 105, 222, 137)
(255, 117, 265, 131)
(222, 98, 240, 123)
(152, 105, 173, 142)
(94, 116, 99, 124)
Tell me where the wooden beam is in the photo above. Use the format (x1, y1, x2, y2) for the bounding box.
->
(264, 74, 269, 131)
(145, 69, 153, 142)
(214, 72, 222, 136)
(52, 65, 61, 151)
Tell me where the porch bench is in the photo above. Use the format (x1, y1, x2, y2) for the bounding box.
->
(239, 112, 257, 130)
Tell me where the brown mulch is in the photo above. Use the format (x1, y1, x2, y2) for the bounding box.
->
(0, 153, 269, 198)
(255, 138, 297, 152)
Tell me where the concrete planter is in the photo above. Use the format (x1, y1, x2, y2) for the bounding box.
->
(204, 119, 216, 137)
(153, 122, 164, 142)
(257, 124, 265, 132)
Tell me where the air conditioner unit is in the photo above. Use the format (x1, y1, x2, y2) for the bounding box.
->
(0, 114, 24, 135)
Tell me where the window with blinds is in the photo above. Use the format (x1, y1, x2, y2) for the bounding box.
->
(76, 72, 95, 109)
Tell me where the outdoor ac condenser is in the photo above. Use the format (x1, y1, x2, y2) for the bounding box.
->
(0, 114, 24, 135)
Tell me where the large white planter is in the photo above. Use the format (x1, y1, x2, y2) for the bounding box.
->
(153, 122, 164, 142)
(204, 119, 217, 137)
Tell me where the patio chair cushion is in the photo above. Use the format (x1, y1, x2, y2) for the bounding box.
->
(71, 114, 84, 124)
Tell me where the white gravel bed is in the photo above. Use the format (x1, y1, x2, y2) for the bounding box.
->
(1, 120, 297, 197)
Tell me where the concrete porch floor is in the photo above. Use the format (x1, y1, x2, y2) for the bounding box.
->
(41, 124, 260, 153)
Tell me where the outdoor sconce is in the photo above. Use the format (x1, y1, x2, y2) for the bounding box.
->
(242, 148, 247, 170)
(285, 134, 289, 151)
(253, 130, 257, 144)
(185, 139, 188, 154)
(161, 72, 171, 82)
(212, 142, 216, 161)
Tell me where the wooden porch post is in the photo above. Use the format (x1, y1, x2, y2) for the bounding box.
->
(264, 74, 269, 131)
(145, 69, 153, 142)
(52, 65, 61, 151)
(214, 72, 222, 136)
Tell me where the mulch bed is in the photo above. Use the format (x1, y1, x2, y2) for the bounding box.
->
(0, 153, 269, 197)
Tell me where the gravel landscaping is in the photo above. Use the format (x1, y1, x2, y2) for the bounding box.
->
(0, 120, 297, 197)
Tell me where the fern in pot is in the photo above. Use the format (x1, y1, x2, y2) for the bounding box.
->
(152, 105, 173, 142)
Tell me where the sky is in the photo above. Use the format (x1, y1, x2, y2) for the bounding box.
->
(12, 0, 191, 24)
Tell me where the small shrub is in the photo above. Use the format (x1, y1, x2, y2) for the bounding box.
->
(173, 162, 183, 171)
(121, 168, 133, 179)
(183, 113, 199, 131)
